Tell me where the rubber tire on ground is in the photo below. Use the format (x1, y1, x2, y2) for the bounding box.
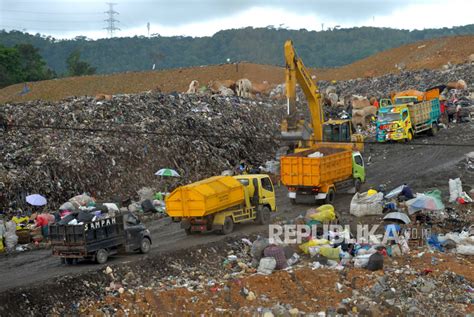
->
(325, 188, 336, 204)
(428, 123, 438, 136)
(405, 131, 413, 142)
(220, 217, 234, 235)
(140, 238, 151, 254)
(256, 206, 271, 225)
(290, 198, 296, 205)
(354, 179, 362, 193)
(95, 249, 108, 264)
(184, 228, 193, 235)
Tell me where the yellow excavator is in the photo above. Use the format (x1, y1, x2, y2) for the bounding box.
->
(281, 40, 363, 152)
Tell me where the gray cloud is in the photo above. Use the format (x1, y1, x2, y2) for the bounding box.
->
(0, 0, 438, 34)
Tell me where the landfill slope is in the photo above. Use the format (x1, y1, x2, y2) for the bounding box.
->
(1, 93, 282, 209)
(0, 35, 473, 103)
(317, 35, 474, 80)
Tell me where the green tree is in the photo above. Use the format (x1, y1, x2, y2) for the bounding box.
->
(66, 49, 96, 76)
(15, 43, 55, 81)
(0, 45, 23, 87)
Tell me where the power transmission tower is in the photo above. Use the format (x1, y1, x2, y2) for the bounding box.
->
(104, 2, 120, 38)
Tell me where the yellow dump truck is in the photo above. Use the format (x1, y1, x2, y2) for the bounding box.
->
(166, 174, 276, 235)
(280, 144, 365, 204)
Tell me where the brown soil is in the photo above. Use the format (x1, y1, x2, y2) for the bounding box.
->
(80, 252, 473, 316)
(316, 35, 474, 81)
(1, 36, 473, 104)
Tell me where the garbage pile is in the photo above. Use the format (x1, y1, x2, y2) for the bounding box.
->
(317, 62, 474, 101)
(1, 92, 282, 209)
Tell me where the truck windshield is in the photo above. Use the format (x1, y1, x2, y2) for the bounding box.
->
(395, 97, 417, 104)
(378, 112, 400, 122)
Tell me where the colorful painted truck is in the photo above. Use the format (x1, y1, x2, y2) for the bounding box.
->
(280, 144, 365, 204)
(376, 95, 441, 142)
(166, 175, 276, 235)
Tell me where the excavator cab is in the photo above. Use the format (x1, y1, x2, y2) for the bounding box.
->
(323, 120, 351, 142)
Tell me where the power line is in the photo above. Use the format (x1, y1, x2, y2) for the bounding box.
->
(1, 9, 102, 15)
(104, 2, 120, 38)
(7, 123, 474, 148)
(0, 17, 103, 24)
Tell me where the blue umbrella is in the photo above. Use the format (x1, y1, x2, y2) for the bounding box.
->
(26, 194, 47, 206)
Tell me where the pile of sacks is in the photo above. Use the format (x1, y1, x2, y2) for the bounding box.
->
(57, 194, 119, 226)
(2, 92, 281, 209)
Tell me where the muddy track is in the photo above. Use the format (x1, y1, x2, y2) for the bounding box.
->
(0, 124, 472, 296)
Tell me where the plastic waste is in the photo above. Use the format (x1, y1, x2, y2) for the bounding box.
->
(354, 254, 372, 268)
(299, 238, 330, 254)
(251, 236, 269, 260)
(257, 257, 277, 275)
(319, 246, 341, 261)
(449, 178, 463, 202)
(308, 204, 336, 222)
(350, 192, 383, 217)
(287, 253, 300, 266)
(367, 253, 384, 271)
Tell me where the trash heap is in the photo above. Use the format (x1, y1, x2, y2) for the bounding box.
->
(1, 92, 282, 209)
(317, 62, 474, 101)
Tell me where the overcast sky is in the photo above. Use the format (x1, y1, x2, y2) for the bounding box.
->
(0, 0, 473, 39)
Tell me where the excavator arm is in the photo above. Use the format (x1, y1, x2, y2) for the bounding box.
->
(284, 40, 324, 143)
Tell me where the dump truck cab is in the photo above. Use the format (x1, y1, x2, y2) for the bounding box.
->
(376, 104, 412, 142)
(234, 174, 277, 212)
(166, 174, 277, 235)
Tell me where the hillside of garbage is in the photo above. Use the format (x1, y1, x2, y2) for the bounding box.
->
(1, 93, 282, 210)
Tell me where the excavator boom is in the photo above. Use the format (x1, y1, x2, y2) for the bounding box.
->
(284, 40, 324, 143)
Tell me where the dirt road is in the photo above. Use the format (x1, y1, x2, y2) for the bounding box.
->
(0, 123, 472, 293)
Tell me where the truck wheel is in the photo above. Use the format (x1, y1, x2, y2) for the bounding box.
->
(428, 123, 438, 136)
(325, 189, 336, 204)
(65, 258, 75, 265)
(184, 228, 193, 235)
(405, 131, 413, 142)
(95, 249, 108, 264)
(354, 179, 362, 192)
(256, 206, 271, 225)
(220, 217, 234, 235)
(140, 238, 151, 254)
(290, 198, 296, 205)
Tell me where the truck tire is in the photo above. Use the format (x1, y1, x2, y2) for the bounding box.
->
(184, 228, 193, 235)
(325, 189, 336, 204)
(140, 238, 151, 254)
(290, 198, 297, 205)
(220, 217, 234, 235)
(65, 258, 75, 265)
(95, 249, 108, 264)
(256, 206, 271, 225)
(405, 131, 413, 142)
(354, 179, 362, 193)
(428, 123, 438, 136)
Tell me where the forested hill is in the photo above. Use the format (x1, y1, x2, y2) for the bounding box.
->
(1, 25, 474, 75)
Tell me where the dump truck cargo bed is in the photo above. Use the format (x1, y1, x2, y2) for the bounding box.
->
(408, 99, 440, 126)
(166, 176, 245, 218)
(280, 145, 353, 187)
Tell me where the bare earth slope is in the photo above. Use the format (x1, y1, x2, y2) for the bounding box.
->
(0, 35, 472, 103)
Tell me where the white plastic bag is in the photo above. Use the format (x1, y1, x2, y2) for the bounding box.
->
(456, 245, 474, 255)
(449, 178, 463, 202)
(257, 257, 277, 275)
(350, 192, 384, 217)
(354, 254, 372, 268)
